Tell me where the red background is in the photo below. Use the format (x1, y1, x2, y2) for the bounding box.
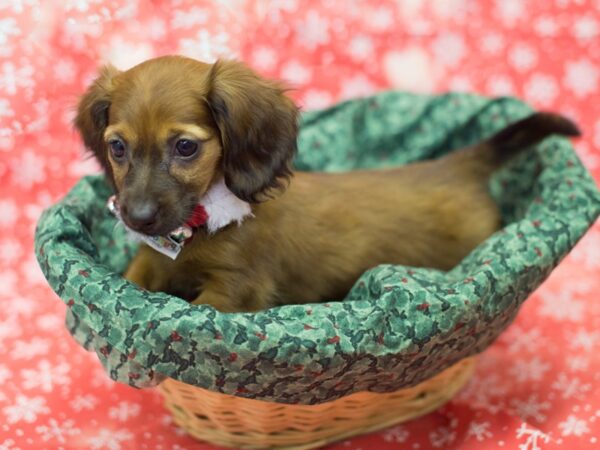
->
(1, 1, 599, 449)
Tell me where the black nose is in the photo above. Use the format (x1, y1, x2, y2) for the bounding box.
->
(123, 201, 159, 232)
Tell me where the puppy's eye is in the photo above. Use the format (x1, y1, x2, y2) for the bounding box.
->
(109, 140, 126, 159)
(175, 139, 199, 158)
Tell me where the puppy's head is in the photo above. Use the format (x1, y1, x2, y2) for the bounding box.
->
(75, 56, 298, 235)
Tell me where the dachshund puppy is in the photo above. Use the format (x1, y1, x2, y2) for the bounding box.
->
(75, 56, 579, 312)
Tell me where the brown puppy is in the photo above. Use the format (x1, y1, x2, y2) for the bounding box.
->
(75, 55, 579, 312)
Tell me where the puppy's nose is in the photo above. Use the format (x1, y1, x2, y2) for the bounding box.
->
(124, 201, 159, 232)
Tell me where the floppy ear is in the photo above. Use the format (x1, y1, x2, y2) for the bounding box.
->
(74, 65, 120, 175)
(205, 60, 299, 202)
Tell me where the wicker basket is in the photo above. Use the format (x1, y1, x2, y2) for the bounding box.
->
(158, 357, 476, 449)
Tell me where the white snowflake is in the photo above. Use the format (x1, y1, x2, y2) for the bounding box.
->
(171, 7, 208, 28)
(516, 423, 551, 450)
(348, 35, 374, 61)
(0, 364, 11, 384)
(3, 395, 49, 424)
(87, 429, 133, 450)
(383, 47, 437, 93)
(509, 44, 538, 72)
(103, 37, 154, 71)
(574, 15, 599, 40)
(339, 74, 377, 100)
(564, 58, 599, 98)
(431, 0, 468, 18)
(11, 337, 50, 360)
(432, 32, 466, 67)
(524, 74, 558, 106)
(509, 357, 551, 383)
(495, 0, 524, 25)
(0, 99, 12, 118)
(0, 0, 39, 13)
(36, 313, 63, 332)
(0, 127, 15, 151)
(65, 0, 101, 12)
(595, 120, 600, 148)
(280, 60, 311, 85)
(0, 439, 17, 450)
(481, 33, 505, 55)
(534, 16, 559, 37)
(21, 359, 71, 392)
(510, 395, 551, 422)
(504, 326, 543, 354)
(251, 46, 277, 71)
(60, 17, 102, 50)
(0, 198, 17, 227)
(113, 2, 137, 20)
(456, 373, 508, 413)
(0, 239, 22, 265)
(108, 402, 141, 422)
(145, 17, 166, 40)
(11, 150, 46, 188)
(53, 58, 77, 83)
(467, 421, 492, 441)
(567, 356, 589, 372)
(36, 419, 80, 443)
(538, 288, 584, 322)
(429, 426, 456, 448)
(296, 10, 330, 50)
(486, 75, 515, 96)
(367, 6, 394, 31)
(301, 89, 333, 110)
(23, 97, 49, 133)
(178, 30, 235, 63)
(552, 373, 592, 399)
(0, 271, 17, 297)
(0, 318, 22, 343)
(570, 330, 599, 351)
(382, 425, 409, 443)
(0, 18, 19, 45)
(70, 394, 99, 412)
(0, 62, 35, 95)
(559, 415, 590, 437)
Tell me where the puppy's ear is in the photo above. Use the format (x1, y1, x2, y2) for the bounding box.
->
(205, 60, 299, 202)
(74, 65, 120, 174)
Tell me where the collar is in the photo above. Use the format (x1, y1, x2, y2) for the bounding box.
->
(107, 178, 253, 260)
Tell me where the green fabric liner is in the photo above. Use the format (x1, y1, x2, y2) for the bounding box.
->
(35, 91, 600, 405)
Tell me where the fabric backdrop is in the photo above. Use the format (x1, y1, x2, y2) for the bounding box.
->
(1, 1, 600, 449)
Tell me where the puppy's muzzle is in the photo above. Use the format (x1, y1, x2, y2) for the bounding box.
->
(121, 200, 160, 234)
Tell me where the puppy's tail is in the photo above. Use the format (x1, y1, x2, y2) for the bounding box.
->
(486, 112, 580, 164)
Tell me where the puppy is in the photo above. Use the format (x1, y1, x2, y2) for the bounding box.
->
(74, 56, 579, 312)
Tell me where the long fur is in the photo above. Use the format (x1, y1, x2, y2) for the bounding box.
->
(74, 56, 580, 312)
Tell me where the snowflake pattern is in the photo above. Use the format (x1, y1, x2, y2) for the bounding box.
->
(509, 357, 551, 383)
(2, 1, 600, 449)
(382, 425, 409, 443)
(2, 395, 49, 424)
(467, 421, 493, 441)
(516, 423, 551, 450)
(87, 429, 133, 450)
(559, 415, 590, 437)
(552, 373, 592, 400)
(35, 419, 80, 443)
(20, 360, 70, 393)
(108, 402, 141, 422)
(510, 395, 551, 423)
